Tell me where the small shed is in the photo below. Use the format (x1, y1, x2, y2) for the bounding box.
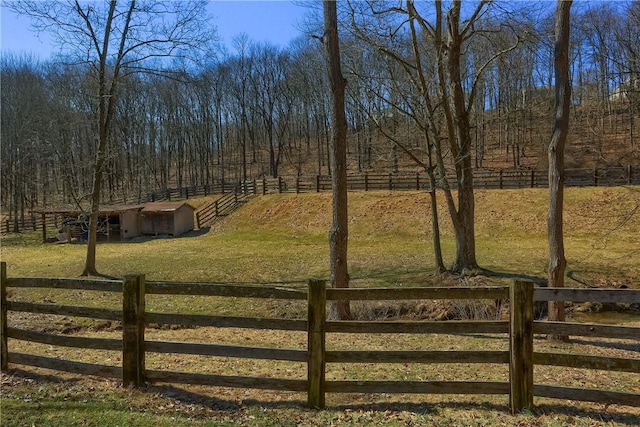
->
(34, 204, 145, 242)
(139, 201, 195, 237)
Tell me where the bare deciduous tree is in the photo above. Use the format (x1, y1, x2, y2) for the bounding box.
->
(9, 0, 214, 275)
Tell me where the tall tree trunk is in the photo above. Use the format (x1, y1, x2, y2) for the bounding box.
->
(82, 0, 121, 277)
(324, 0, 351, 320)
(548, 0, 572, 334)
(82, 137, 107, 276)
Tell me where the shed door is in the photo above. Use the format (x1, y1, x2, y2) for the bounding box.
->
(154, 213, 173, 235)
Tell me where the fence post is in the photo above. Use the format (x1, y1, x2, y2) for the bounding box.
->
(628, 165, 633, 185)
(123, 274, 145, 387)
(41, 213, 47, 243)
(594, 168, 598, 186)
(1, 262, 8, 371)
(499, 169, 504, 189)
(316, 175, 320, 193)
(364, 173, 369, 191)
(215, 200, 219, 217)
(262, 178, 267, 196)
(307, 279, 326, 409)
(530, 170, 535, 188)
(509, 280, 534, 414)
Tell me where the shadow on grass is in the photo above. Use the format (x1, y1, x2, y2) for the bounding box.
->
(480, 268, 546, 284)
(567, 337, 640, 353)
(148, 384, 640, 425)
(350, 266, 548, 286)
(4, 369, 639, 425)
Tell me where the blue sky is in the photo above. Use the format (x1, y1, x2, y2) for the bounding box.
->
(0, 1, 311, 58)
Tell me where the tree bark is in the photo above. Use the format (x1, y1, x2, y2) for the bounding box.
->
(324, 0, 351, 320)
(548, 0, 572, 333)
(436, 1, 479, 273)
(83, 0, 122, 276)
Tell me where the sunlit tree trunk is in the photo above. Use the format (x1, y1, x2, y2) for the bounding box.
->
(548, 0, 572, 335)
(324, 0, 351, 320)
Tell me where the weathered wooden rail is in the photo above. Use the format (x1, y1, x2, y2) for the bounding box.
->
(1, 262, 638, 413)
(195, 182, 256, 228)
(262, 165, 639, 194)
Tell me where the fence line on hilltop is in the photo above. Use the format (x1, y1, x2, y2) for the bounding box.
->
(2, 166, 638, 234)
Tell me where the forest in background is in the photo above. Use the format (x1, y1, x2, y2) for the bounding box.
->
(1, 1, 639, 221)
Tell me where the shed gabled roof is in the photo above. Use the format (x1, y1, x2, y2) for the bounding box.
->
(140, 201, 195, 213)
(32, 203, 145, 215)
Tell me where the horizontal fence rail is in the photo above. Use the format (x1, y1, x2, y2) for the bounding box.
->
(1, 262, 638, 414)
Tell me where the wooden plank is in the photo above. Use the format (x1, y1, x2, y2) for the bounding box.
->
(533, 352, 640, 373)
(146, 281, 307, 300)
(7, 301, 121, 320)
(326, 287, 509, 301)
(326, 350, 509, 364)
(145, 341, 306, 362)
(534, 321, 639, 339)
(122, 275, 145, 387)
(325, 380, 509, 394)
(307, 279, 326, 409)
(534, 288, 640, 304)
(327, 320, 508, 334)
(145, 313, 307, 331)
(145, 370, 307, 391)
(509, 281, 534, 413)
(7, 277, 121, 292)
(1, 262, 7, 371)
(9, 352, 122, 379)
(534, 384, 640, 407)
(7, 327, 121, 350)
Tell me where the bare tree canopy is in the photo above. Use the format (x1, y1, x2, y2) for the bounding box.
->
(9, 1, 215, 69)
(7, 0, 216, 275)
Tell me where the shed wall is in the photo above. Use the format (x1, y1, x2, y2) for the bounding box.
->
(173, 206, 194, 236)
(120, 210, 141, 239)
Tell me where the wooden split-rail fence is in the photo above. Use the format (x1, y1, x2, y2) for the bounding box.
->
(1, 262, 638, 413)
(195, 182, 256, 228)
(3, 166, 639, 234)
(158, 165, 640, 200)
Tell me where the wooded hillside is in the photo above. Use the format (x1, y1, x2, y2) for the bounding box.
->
(1, 1, 638, 221)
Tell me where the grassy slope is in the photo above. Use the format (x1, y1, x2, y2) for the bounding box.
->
(2, 186, 639, 286)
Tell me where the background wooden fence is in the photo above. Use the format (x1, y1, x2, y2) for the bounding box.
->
(260, 165, 639, 194)
(1, 262, 638, 413)
(2, 166, 638, 234)
(147, 165, 640, 201)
